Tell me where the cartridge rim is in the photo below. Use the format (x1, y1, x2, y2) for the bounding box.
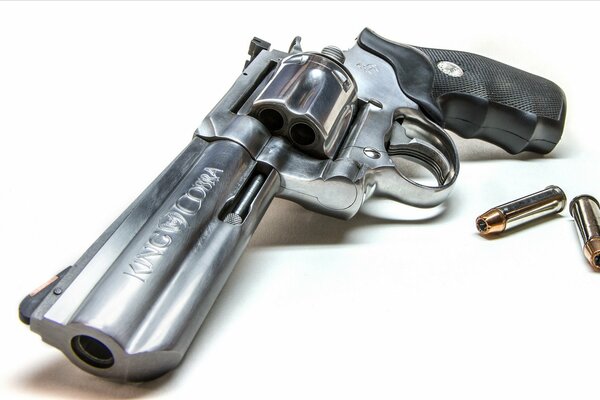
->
(545, 185, 567, 212)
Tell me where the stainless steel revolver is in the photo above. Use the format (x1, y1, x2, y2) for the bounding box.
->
(19, 29, 566, 381)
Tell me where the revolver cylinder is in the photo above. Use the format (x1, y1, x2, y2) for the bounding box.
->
(250, 51, 357, 159)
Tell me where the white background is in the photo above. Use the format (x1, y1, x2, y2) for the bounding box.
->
(1, 1, 599, 399)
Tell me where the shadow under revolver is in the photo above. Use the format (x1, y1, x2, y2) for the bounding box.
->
(450, 130, 574, 162)
(14, 356, 170, 399)
(250, 197, 454, 247)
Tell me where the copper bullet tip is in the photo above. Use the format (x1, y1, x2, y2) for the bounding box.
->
(476, 209, 507, 235)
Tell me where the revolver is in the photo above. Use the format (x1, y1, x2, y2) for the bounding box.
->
(19, 29, 566, 381)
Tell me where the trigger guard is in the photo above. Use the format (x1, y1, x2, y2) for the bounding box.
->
(372, 109, 459, 208)
(388, 137, 450, 186)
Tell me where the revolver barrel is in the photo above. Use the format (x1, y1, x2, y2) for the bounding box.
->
(24, 138, 278, 381)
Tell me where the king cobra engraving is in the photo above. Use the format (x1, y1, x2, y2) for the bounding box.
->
(125, 167, 223, 282)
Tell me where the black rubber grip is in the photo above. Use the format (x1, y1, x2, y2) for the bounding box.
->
(357, 29, 567, 154)
(416, 46, 566, 154)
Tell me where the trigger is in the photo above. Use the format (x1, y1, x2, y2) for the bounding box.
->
(388, 121, 411, 146)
